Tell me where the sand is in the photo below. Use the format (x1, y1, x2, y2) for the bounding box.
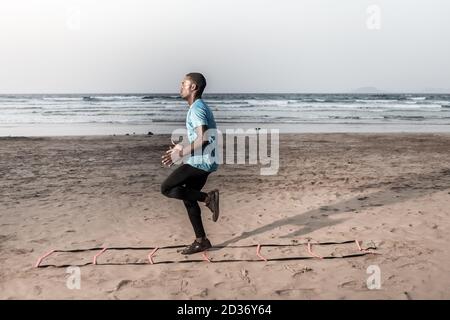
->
(0, 133, 449, 299)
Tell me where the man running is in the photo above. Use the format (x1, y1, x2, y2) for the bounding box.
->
(161, 72, 220, 255)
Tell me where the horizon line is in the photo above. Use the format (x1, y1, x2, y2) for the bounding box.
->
(1, 92, 450, 95)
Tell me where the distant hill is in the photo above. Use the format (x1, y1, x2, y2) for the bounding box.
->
(419, 87, 450, 94)
(349, 87, 450, 94)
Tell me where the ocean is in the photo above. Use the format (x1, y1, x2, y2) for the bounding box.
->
(1, 93, 449, 136)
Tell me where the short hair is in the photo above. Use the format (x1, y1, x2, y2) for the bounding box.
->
(186, 72, 207, 96)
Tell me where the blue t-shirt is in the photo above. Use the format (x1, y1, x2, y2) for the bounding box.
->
(185, 98, 219, 172)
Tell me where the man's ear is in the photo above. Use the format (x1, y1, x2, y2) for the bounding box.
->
(190, 83, 198, 91)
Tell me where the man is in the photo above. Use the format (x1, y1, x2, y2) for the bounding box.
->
(161, 72, 220, 255)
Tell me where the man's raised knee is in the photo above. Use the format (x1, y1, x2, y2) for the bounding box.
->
(161, 182, 171, 197)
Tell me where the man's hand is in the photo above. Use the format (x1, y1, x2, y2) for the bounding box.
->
(161, 140, 183, 167)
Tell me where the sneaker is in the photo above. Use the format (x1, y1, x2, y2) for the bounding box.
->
(205, 189, 220, 222)
(180, 238, 212, 255)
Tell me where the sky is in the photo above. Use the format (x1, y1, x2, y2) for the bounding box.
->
(0, 0, 449, 93)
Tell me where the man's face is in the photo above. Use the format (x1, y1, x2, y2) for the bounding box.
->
(179, 77, 195, 99)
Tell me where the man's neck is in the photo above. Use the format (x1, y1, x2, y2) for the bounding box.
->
(187, 96, 201, 107)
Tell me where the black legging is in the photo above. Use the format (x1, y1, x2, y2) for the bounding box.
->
(161, 164, 210, 238)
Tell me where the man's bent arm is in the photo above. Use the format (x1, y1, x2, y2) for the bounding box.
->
(181, 125, 209, 157)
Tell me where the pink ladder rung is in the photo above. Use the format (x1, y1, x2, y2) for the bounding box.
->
(93, 247, 107, 265)
(307, 242, 323, 259)
(355, 239, 373, 253)
(148, 247, 159, 265)
(202, 251, 211, 263)
(256, 244, 267, 261)
(35, 249, 56, 268)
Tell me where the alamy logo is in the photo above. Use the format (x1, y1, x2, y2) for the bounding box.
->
(66, 266, 81, 290)
(66, 6, 81, 31)
(366, 265, 381, 290)
(366, 5, 381, 30)
(171, 128, 279, 175)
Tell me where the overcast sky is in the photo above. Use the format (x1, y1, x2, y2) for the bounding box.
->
(0, 0, 449, 93)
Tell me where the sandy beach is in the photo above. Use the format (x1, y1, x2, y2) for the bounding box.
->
(0, 133, 449, 299)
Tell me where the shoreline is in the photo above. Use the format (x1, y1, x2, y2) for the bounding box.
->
(1, 122, 450, 137)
